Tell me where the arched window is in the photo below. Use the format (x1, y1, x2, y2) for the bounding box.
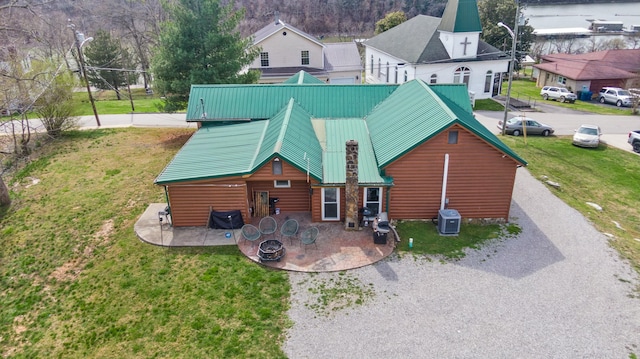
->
(484, 71, 493, 93)
(453, 67, 471, 85)
(404, 70, 408, 82)
(385, 62, 389, 83)
(370, 55, 374, 74)
(430, 74, 437, 84)
(377, 58, 381, 78)
(394, 67, 398, 84)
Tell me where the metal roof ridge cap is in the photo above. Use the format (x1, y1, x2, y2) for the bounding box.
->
(249, 120, 271, 171)
(417, 80, 458, 120)
(275, 99, 296, 153)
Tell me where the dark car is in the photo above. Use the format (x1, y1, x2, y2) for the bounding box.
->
(497, 116, 554, 136)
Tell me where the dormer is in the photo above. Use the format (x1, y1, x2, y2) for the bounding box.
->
(437, 0, 483, 59)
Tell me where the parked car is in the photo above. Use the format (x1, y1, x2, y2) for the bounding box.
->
(497, 117, 554, 136)
(540, 86, 577, 103)
(597, 87, 633, 107)
(572, 124, 602, 148)
(628, 130, 640, 153)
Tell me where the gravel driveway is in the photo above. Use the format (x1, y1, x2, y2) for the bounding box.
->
(283, 168, 640, 358)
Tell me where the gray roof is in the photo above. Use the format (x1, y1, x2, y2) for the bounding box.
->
(253, 20, 324, 48)
(324, 42, 363, 72)
(365, 15, 505, 64)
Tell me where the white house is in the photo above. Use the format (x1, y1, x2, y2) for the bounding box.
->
(249, 16, 363, 84)
(364, 0, 509, 100)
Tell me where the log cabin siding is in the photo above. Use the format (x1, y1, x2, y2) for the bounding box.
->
(248, 181, 311, 213)
(385, 125, 518, 220)
(248, 158, 308, 181)
(167, 178, 249, 226)
(310, 186, 386, 223)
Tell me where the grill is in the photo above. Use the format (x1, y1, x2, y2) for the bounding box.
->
(257, 239, 286, 262)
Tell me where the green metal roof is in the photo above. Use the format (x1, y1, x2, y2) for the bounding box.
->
(155, 99, 324, 185)
(282, 70, 326, 84)
(186, 84, 398, 121)
(158, 79, 526, 186)
(154, 121, 266, 184)
(366, 80, 526, 167)
(437, 0, 482, 33)
(253, 99, 323, 180)
(322, 119, 386, 185)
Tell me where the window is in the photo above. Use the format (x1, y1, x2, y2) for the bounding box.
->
(370, 55, 374, 74)
(364, 187, 382, 215)
(404, 70, 408, 82)
(453, 66, 470, 85)
(301, 50, 309, 65)
(430, 74, 437, 84)
(272, 158, 282, 175)
(448, 130, 458, 144)
(385, 62, 389, 83)
(394, 67, 398, 84)
(322, 188, 340, 220)
(274, 180, 291, 188)
(260, 52, 269, 67)
(557, 76, 567, 85)
(377, 58, 381, 78)
(484, 71, 492, 93)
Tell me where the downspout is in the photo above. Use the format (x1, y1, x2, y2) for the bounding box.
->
(440, 154, 449, 210)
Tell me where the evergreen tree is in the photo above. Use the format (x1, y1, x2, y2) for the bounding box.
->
(83, 30, 136, 100)
(152, 0, 260, 112)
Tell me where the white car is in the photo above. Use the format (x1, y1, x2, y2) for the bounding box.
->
(540, 86, 577, 103)
(572, 124, 602, 148)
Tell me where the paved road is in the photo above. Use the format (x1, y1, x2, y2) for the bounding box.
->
(3, 108, 637, 153)
(475, 108, 639, 154)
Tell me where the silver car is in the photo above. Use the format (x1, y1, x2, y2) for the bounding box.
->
(572, 124, 602, 148)
(597, 87, 633, 107)
(497, 117, 554, 136)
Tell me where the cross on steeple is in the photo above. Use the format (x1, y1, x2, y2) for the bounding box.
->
(460, 37, 472, 55)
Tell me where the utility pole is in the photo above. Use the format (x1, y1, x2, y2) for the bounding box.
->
(68, 20, 101, 127)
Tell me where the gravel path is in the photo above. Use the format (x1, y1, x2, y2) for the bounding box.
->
(283, 168, 640, 358)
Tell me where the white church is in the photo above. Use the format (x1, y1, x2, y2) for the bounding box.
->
(364, 0, 509, 100)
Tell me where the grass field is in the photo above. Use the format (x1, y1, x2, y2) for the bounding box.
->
(1, 107, 639, 356)
(0, 129, 290, 358)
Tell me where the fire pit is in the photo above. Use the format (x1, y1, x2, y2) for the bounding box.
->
(257, 239, 286, 262)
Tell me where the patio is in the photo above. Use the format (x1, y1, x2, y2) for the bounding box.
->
(135, 204, 396, 272)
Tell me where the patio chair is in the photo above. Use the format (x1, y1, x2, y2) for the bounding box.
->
(280, 218, 299, 245)
(300, 226, 319, 252)
(259, 216, 278, 240)
(241, 224, 261, 245)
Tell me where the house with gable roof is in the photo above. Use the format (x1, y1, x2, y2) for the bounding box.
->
(248, 16, 363, 84)
(155, 73, 526, 228)
(533, 49, 640, 94)
(363, 0, 509, 100)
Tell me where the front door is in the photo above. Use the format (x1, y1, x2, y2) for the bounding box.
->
(253, 191, 269, 217)
(493, 73, 502, 96)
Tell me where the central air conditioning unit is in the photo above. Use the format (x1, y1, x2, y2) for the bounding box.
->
(438, 209, 461, 235)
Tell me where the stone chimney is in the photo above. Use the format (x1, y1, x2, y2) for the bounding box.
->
(274, 11, 280, 25)
(345, 140, 359, 230)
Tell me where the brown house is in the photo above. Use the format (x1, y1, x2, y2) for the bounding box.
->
(155, 77, 527, 227)
(534, 49, 640, 93)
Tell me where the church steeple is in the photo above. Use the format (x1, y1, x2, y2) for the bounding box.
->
(437, 0, 482, 59)
(438, 0, 482, 33)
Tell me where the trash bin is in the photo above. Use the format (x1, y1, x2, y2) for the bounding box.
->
(581, 91, 592, 101)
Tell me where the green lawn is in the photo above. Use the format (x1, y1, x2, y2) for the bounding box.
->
(2, 99, 640, 357)
(0, 128, 290, 358)
(504, 79, 637, 116)
(72, 89, 166, 115)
